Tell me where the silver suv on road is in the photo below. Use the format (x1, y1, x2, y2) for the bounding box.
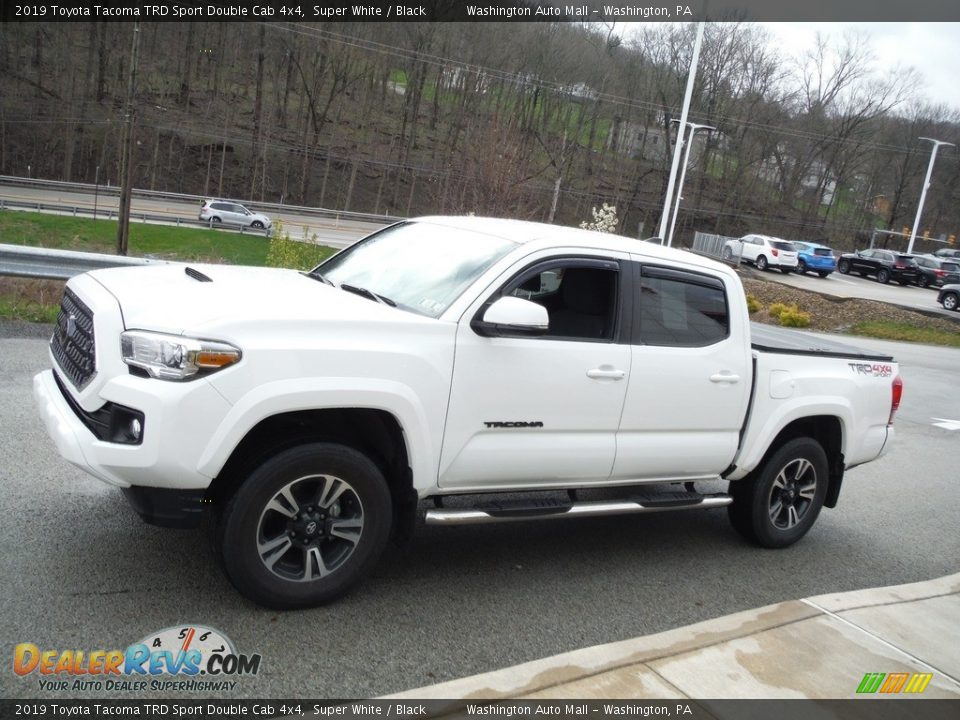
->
(199, 199, 271, 230)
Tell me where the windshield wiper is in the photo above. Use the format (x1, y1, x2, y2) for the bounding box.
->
(304, 271, 334, 286)
(340, 283, 397, 307)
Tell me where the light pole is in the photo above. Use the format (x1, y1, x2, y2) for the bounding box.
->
(667, 122, 714, 248)
(658, 21, 705, 242)
(907, 137, 954, 255)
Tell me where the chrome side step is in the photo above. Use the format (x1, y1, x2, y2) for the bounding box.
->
(424, 492, 732, 526)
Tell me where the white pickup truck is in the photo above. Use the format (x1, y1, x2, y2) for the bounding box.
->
(34, 217, 902, 609)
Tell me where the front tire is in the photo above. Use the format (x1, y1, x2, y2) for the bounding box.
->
(756, 255, 768, 271)
(728, 438, 829, 548)
(942, 292, 959, 311)
(219, 443, 392, 609)
(817, 271, 831, 278)
(838, 259, 850, 274)
(780, 266, 793, 274)
(251, 221, 264, 229)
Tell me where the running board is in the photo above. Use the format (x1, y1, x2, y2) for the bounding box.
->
(424, 491, 732, 526)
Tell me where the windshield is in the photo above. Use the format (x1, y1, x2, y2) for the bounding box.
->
(313, 221, 517, 317)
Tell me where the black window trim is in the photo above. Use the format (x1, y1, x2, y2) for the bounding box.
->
(473, 255, 630, 344)
(633, 261, 731, 348)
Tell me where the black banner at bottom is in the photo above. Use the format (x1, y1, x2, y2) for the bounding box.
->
(1, 699, 957, 720)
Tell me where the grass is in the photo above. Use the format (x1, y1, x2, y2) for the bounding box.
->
(0, 211, 273, 265)
(0, 211, 336, 324)
(851, 321, 960, 348)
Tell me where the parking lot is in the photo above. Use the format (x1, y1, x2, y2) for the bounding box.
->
(2, 328, 959, 700)
(737, 259, 959, 318)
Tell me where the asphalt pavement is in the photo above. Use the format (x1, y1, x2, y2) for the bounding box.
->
(1, 325, 959, 700)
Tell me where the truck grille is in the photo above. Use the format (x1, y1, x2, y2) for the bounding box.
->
(51, 288, 96, 389)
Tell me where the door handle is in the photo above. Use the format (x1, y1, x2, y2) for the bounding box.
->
(710, 372, 740, 384)
(587, 367, 626, 381)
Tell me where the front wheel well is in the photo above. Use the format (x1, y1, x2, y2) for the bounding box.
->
(752, 416, 845, 508)
(207, 408, 415, 538)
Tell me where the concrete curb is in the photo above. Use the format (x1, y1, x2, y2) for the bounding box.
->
(384, 572, 960, 703)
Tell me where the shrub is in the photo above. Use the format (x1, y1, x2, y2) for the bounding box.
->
(265, 220, 335, 270)
(767, 302, 789, 319)
(746, 295, 763, 314)
(779, 307, 811, 327)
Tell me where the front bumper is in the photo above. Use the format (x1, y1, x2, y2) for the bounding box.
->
(34, 367, 231, 491)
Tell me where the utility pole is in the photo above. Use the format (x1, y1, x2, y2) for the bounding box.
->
(116, 22, 141, 256)
(907, 137, 954, 255)
(657, 21, 705, 242)
(667, 122, 715, 247)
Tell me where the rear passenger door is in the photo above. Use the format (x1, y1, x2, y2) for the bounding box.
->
(612, 263, 751, 481)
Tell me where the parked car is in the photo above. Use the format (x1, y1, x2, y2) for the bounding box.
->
(34, 216, 901, 609)
(199, 199, 271, 230)
(912, 255, 960, 288)
(937, 284, 960, 311)
(933, 248, 960, 260)
(791, 241, 837, 278)
(836, 249, 920, 285)
(722, 234, 799, 273)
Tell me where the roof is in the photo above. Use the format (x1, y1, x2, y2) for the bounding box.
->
(411, 215, 730, 276)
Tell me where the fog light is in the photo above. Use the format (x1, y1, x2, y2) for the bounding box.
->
(130, 418, 142, 440)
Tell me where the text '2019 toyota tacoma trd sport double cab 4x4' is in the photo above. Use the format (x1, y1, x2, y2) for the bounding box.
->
(34, 217, 902, 608)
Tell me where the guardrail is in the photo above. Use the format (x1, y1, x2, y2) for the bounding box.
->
(0, 175, 399, 226)
(0, 196, 272, 236)
(0, 243, 171, 280)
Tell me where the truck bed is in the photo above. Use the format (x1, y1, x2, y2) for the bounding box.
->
(750, 323, 894, 362)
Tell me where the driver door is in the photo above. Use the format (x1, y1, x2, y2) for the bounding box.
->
(438, 253, 631, 490)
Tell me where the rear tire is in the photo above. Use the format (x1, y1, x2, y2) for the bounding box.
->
(756, 255, 768, 271)
(877, 268, 890, 284)
(211, 216, 222, 224)
(796, 260, 807, 275)
(219, 443, 392, 609)
(728, 438, 829, 548)
(919, 275, 930, 288)
(780, 266, 793, 274)
(817, 271, 830, 278)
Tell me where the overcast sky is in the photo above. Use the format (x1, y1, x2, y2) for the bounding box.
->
(762, 22, 960, 112)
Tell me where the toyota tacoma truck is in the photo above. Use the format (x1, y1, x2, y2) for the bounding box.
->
(34, 217, 902, 609)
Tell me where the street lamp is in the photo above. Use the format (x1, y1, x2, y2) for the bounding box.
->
(666, 122, 715, 248)
(907, 137, 955, 255)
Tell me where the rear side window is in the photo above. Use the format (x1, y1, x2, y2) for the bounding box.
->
(813, 248, 833, 256)
(637, 267, 729, 347)
(770, 240, 794, 251)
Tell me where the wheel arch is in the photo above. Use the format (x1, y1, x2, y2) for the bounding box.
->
(745, 415, 845, 509)
(207, 408, 417, 540)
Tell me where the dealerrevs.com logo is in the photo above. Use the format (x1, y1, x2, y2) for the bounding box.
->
(13, 625, 261, 693)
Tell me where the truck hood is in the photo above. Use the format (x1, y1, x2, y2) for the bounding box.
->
(88, 263, 409, 334)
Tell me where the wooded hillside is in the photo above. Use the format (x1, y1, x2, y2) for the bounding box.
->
(2, 21, 958, 248)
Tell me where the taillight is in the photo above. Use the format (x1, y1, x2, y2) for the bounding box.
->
(771, 249, 779, 257)
(935, 270, 946, 277)
(889, 375, 903, 425)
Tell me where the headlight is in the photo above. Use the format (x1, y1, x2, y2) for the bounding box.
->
(120, 331, 242, 381)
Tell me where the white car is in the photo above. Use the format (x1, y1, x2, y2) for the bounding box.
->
(723, 234, 799, 273)
(34, 217, 900, 608)
(199, 199, 271, 230)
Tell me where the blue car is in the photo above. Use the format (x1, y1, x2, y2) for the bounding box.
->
(792, 242, 837, 278)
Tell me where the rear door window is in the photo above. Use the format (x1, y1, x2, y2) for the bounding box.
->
(636, 267, 729, 347)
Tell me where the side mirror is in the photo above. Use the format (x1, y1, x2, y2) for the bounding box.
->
(472, 297, 549, 338)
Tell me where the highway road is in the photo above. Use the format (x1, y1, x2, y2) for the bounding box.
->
(1, 323, 958, 700)
(0, 185, 385, 250)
